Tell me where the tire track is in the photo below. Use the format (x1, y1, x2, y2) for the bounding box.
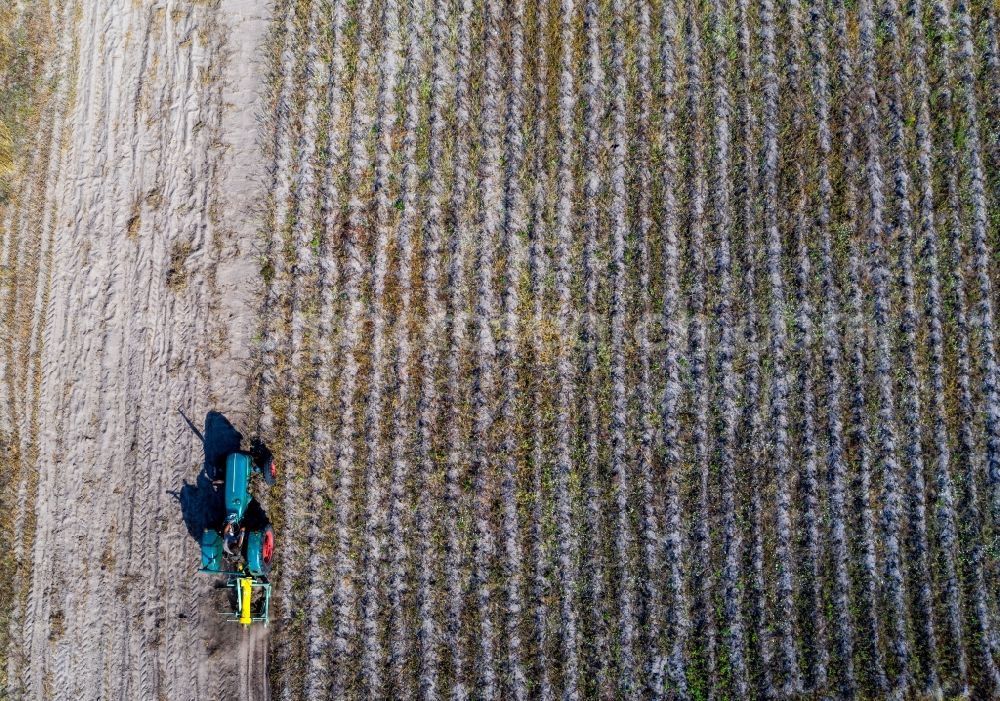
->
(79, 3, 155, 694)
(21, 0, 95, 672)
(32, 0, 110, 695)
(104, 7, 165, 697)
(9, 1, 271, 697)
(4, 3, 74, 687)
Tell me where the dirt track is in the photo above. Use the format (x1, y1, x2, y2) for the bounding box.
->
(239, 625, 272, 701)
(1, 0, 271, 698)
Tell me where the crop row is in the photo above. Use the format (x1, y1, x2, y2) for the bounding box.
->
(252, 0, 1000, 697)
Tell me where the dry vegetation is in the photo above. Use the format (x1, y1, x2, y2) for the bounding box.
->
(252, 0, 1000, 697)
(0, 2, 61, 692)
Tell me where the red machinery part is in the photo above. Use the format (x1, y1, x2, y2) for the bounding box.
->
(262, 529, 274, 565)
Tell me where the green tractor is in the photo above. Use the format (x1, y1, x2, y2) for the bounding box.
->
(199, 451, 276, 626)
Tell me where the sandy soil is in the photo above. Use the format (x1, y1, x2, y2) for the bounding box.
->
(239, 625, 272, 701)
(3, 1, 272, 698)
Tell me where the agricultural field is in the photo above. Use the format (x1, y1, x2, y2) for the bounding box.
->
(2, 0, 1000, 698)
(0, 1, 272, 698)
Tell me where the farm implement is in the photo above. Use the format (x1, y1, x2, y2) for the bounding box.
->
(199, 450, 277, 626)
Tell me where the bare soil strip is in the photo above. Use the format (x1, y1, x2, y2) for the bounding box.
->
(2, 1, 271, 698)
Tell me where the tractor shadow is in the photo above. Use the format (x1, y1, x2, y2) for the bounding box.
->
(168, 410, 244, 543)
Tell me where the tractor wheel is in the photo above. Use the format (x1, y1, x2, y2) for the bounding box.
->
(250, 438, 275, 486)
(262, 458, 277, 486)
(260, 526, 274, 575)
